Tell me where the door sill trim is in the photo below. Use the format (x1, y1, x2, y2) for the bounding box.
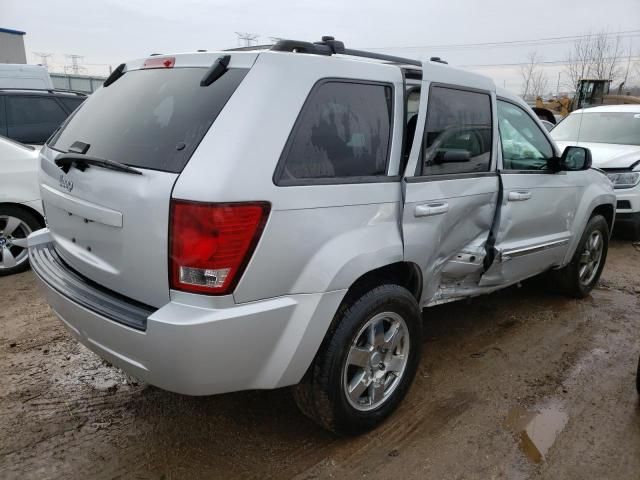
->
(501, 238, 569, 261)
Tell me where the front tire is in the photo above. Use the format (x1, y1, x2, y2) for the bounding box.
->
(293, 284, 422, 435)
(550, 214, 609, 298)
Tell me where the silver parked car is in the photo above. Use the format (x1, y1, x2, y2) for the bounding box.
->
(28, 38, 615, 435)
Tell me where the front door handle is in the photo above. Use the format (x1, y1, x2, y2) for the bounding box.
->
(415, 202, 449, 217)
(508, 190, 532, 202)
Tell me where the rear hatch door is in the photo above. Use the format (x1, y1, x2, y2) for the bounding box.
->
(39, 59, 249, 307)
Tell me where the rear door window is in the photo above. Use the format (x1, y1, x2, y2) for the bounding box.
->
(421, 86, 492, 176)
(276, 80, 393, 184)
(50, 67, 248, 173)
(7, 95, 68, 144)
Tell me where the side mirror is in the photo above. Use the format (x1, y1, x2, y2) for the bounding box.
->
(434, 149, 471, 164)
(559, 146, 592, 171)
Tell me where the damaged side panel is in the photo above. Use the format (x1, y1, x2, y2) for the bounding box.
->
(479, 173, 581, 287)
(402, 176, 499, 307)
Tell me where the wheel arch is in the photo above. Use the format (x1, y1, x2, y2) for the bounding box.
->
(0, 202, 45, 228)
(590, 203, 614, 236)
(341, 261, 423, 306)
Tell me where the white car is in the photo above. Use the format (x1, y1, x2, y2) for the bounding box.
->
(0, 136, 44, 275)
(552, 104, 640, 238)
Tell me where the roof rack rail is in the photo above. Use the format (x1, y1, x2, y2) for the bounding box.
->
(0, 87, 87, 96)
(271, 36, 421, 67)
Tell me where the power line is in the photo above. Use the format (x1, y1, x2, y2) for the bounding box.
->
(360, 29, 640, 51)
(460, 55, 640, 69)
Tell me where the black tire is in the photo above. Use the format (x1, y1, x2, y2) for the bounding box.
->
(636, 355, 640, 395)
(292, 284, 422, 435)
(550, 214, 609, 298)
(0, 205, 43, 276)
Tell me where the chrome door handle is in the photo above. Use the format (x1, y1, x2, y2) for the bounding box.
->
(415, 202, 449, 217)
(508, 191, 532, 202)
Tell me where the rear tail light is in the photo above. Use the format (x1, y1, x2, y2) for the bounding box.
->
(143, 56, 175, 69)
(169, 200, 270, 295)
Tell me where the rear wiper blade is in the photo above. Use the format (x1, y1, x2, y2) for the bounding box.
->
(55, 153, 142, 175)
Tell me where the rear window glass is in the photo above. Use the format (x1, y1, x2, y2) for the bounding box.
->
(276, 81, 393, 184)
(50, 67, 248, 173)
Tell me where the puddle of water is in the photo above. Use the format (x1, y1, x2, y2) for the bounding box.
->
(505, 402, 569, 463)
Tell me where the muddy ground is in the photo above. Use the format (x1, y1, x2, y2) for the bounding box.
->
(1, 240, 639, 479)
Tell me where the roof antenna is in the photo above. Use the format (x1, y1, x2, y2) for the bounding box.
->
(430, 57, 448, 64)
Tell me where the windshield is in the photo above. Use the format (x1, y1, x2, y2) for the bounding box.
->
(49, 67, 248, 173)
(551, 111, 640, 146)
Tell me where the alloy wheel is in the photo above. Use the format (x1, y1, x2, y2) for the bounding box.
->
(0, 215, 32, 271)
(342, 311, 410, 411)
(578, 230, 603, 286)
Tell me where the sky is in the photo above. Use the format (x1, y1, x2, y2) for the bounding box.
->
(3, 0, 640, 94)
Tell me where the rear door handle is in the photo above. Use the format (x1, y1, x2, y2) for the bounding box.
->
(508, 190, 532, 202)
(415, 202, 449, 217)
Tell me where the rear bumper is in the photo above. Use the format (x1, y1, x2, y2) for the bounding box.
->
(28, 229, 345, 395)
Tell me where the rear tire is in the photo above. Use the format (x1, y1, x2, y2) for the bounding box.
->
(0, 206, 42, 276)
(293, 284, 422, 435)
(550, 215, 609, 298)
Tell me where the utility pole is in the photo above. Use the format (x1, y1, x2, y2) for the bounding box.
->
(556, 72, 561, 97)
(33, 52, 53, 70)
(235, 32, 259, 47)
(65, 54, 85, 75)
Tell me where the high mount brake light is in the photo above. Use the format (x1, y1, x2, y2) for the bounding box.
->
(143, 57, 176, 69)
(169, 201, 270, 295)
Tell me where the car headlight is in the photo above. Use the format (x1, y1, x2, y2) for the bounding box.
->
(607, 171, 640, 189)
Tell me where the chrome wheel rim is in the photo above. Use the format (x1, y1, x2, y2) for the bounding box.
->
(342, 311, 410, 412)
(0, 215, 32, 270)
(578, 230, 603, 286)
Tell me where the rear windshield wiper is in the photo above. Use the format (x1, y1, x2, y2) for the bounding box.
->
(55, 153, 142, 175)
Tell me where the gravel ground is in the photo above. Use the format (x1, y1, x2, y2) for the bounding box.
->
(1, 240, 639, 479)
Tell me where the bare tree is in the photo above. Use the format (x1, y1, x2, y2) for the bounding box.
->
(530, 68, 549, 98)
(564, 31, 624, 90)
(564, 34, 593, 91)
(521, 51, 546, 100)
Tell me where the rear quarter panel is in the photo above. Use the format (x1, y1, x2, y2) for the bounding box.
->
(172, 52, 407, 303)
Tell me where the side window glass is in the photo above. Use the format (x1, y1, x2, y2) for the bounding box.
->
(403, 88, 421, 168)
(58, 97, 86, 113)
(497, 100, 553, 170)
(7, 96, 68, 144)
(278, 81, 392, 184)
(0, 96, 6, 136)
(421, 86, 492, 176)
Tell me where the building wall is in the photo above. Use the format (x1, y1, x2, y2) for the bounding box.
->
(0, 31, 27, 64)
(50, 73, 106, 93)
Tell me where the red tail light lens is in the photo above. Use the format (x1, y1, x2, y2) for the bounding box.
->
(143, 56, 175, 69)
(169, 201, 270, 295)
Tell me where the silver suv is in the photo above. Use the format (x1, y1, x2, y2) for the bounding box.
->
(28, 38, 615, 435)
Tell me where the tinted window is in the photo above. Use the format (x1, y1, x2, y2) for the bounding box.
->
(551, 112, 640, 146)
(50, 67, 248, 173)
(58, 96, 86, 113)
(277, 81, 392, 183)
(498, 101, 553, 170)
(7, 96, 68, 144)
(0, 96, 6, 136)
(421, 87, 492, 176)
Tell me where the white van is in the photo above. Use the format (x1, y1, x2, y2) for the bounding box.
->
(0, 64, 54, 90)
